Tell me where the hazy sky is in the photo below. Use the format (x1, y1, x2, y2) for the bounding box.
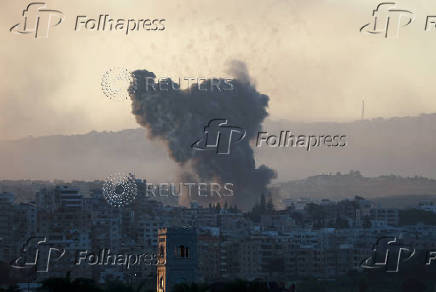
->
(1, 0, 436, 140)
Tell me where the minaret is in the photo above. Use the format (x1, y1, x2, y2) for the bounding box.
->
(156, 227, 197, 292)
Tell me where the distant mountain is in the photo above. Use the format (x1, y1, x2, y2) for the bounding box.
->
(0, 129, 177, 181)
(255, 113, 436, 182)
(273, 172, 436, 206)
(1, 113, 436, 185)
(372, 194, 436, 209)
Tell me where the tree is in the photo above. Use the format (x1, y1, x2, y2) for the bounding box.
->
(358, 279, 368, 292)
(5, 285, 19, 292)
(297, 278, 327, 292)
(38, 277, 102, 292)
(38, 277, 72, 292)
(173, 283, 208, 292)
(305, 203, 326, 228)
(402, 278, 426, 292)
(104, 280, 134, 292)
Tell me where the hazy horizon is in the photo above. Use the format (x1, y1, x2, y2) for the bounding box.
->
(3, 0, 436, 140)
(0, 111, 433, 142)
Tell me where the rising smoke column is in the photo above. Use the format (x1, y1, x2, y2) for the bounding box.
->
(128, 61, 276, 209)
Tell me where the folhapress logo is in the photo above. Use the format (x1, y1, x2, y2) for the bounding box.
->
(10, 3, 166, 39)
(360, 2, 414, 38)
(361, 237, 415, 272)
(192, 119, 246, 155)
(10, 2, 64, 39)
(10, 237, 66, 272)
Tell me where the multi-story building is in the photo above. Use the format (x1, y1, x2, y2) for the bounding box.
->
(4, 183, 436, 288)
(16, 202, 37, 238)
(0, 192, 16, 262)
(197, 227, 220, 282)
(260, 212, 295, 232)
(370, 208, 399, 227)
(55, 185, 83, 210)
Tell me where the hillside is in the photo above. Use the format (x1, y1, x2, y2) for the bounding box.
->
(1, 113, 436, 184)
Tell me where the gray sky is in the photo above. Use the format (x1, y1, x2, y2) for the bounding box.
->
(2, 0, 436, 140)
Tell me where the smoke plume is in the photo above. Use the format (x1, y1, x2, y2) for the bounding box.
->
(128, 61, 276, 209)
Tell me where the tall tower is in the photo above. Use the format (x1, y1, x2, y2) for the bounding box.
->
(157, 227, 197, 292)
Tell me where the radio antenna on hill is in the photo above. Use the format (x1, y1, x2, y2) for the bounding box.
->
(361, 99, 365, 120)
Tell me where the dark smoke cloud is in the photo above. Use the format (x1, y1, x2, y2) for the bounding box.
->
(129, 62, 276, 209)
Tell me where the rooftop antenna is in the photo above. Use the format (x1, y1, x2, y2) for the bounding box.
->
(361, 99, 365, 120)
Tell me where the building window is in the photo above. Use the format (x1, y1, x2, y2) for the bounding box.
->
(175, 245, 189, 258)
(159, 276, 164, 290)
